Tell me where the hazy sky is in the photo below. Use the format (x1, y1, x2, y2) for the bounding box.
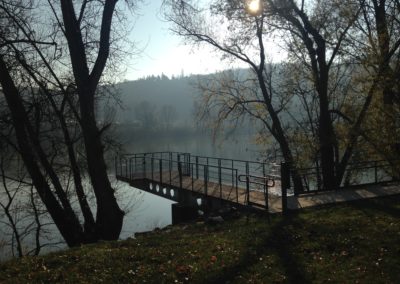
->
(124, 0, 283, 80)
(125, 0, 230, 80)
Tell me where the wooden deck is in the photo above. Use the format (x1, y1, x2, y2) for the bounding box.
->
(117, 152, 400, 216)
(125, 170, 284, 213)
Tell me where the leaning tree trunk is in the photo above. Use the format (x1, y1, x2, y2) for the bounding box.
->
(255, 71, 305, 194)
(0, 57, 85, 247)
(79, 89, 124, 240)
(60, 0, 124, 240)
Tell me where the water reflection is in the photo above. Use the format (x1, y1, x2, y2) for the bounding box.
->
(122, 133, 260, 161)
(0, 133, 259, 260)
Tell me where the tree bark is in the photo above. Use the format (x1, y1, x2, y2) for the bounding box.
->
(60, 0, 124, 240)
(253, 18, 304, 193)
(0, 56, 85, 246)
(284, 2, 338, 190)
(316, 66, 337, 190)
(373, 0, 398, 156)
(255, 71, 304, 194)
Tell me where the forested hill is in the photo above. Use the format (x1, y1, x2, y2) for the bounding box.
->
(113, 75, 200, 128)
(102, 69, 254, 130)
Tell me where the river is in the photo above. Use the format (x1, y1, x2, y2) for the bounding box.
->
(0, 133, 261, 260)
(118, 132, 260, 234)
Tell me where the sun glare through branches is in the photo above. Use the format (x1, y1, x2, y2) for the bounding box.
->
(245, 0, 262, 16)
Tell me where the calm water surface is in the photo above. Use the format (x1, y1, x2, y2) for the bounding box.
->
(0, 134, 260, 260)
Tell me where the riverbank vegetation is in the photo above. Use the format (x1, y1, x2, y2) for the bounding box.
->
(1, 194, 399, 283)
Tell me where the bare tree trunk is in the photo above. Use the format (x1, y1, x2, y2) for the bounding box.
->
(317, 71, 337, 190)
(0, 57, 85, 247)
(80, 93, 124, 239)
(373, 0, 398, 156)
(282, 2, 338, 190)
(0, 161, 23, 257)
(255, 70, 304, 194)
(29, 185, 42, 256)
(60, 0, 124, 240)
(15, 56, 97, 237)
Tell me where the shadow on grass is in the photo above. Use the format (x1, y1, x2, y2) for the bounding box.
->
(346, 194, 400, 219)
(206, 194, 400, 283)
(207, 212, 310, 284)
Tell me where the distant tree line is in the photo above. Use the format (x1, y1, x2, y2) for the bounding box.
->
(130, 101, 179, 130)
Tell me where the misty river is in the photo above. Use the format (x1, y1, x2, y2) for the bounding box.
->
(118, 132, 260, 233)
(0, 133, 261, 260)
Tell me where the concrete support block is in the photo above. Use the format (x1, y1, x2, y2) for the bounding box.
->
(171, 203, 198, 225)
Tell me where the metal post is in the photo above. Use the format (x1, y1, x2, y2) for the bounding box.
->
(231, 167, 234, 189)
(120, 156, 123, 177)
(196, 156, 199, 179)
(125, 158, 128, 178)
(235, 170, 238, 203)
(178, 161, 183, 190)
(143, 156, 146, 178)
(316, 163, 321, 191)
(245, 176, 250, 205)
(245, 162, 250, 204)
(281, 162, 289, 213)
(169, 160, 172, 185)
(114, 155, 118, 176)
(204, 165, 208, 196)
(231, 160, 234, 196)
(218, 159, 222, 198)
(263, 163, 267, 208)
(129, 158, 132, 180)
(121, 157, 123, 177)
(134, 156, 136, 176)
(191, 163, 194, 191)
(185, 153, 190, 176)
(151, 157, 154, 180)
(159, 159, 163, 184)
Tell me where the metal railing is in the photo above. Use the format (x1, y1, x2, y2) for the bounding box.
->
(292, 159, 400, 193)
(238, 174, 279, 210)
(116, 153, 239, 203)
(115, 152, 281, 207)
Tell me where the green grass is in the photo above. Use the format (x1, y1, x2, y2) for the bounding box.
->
(1, 195, 400, 283)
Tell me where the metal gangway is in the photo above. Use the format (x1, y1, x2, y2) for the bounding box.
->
(115, 152, 285, 213)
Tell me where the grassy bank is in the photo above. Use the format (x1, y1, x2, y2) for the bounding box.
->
(1, 195, 400, 283)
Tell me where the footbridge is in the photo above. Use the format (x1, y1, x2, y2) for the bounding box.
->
(115, 152, 288, 221)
